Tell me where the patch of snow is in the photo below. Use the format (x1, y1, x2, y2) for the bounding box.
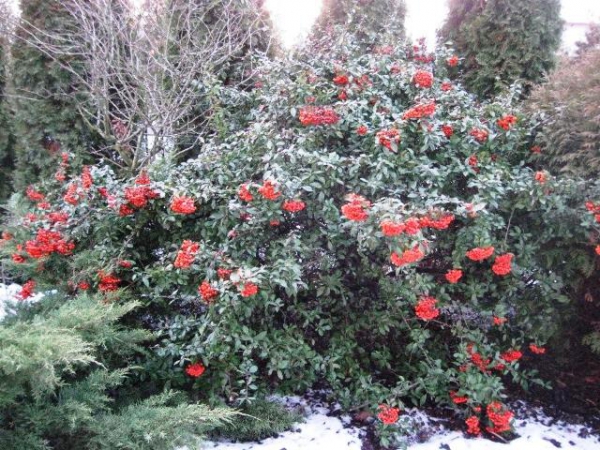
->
(0, 283, 45, 322)
(202, 394, 362, 450)
(198, 395, 599, 450)
(410, 410, 598, 450)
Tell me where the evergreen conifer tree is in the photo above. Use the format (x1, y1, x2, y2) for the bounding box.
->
(10, 0, 102, 191)
(526, 48, 600, 179)
(0, 294, 238, 449)
(438, 0, 563, 98)
(316, 0, 406, 46)
(0, 3, 14, 201)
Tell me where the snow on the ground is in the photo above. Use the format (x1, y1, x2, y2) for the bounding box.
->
(203, 395, 362, 450)
(410, 410, 599, 450)
(202, 396, 599, 450)
(0, 283, 45, 321)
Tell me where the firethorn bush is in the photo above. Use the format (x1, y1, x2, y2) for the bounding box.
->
(3, 35, 600, 441)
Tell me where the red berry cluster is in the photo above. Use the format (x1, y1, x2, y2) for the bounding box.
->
(470, 128, 489, 143)
(174, 240, 200, 269)
(238, 184, 253, 202)
(486, 402, 513, 434)
(465, 416, 480, 435)
(125, 186, 157, 208)
(466, 246, 495, 262)
(199, 280, 219, 303)
(81, 166, 94, 190)
(380, 214, 454, 237)
(402, 101, 436, 120)
(534, 171, 548, 184)
(390, 246, 425, 267)
(185, 362, 206, 378)
(497, 115, 517, 131)
(170, 196, 197, 214)
(240, 282, 259, 297)
(529, 344, 546, 354)
(376, 129, 401, 151)
(47, 211, 69, 225)
(447, 55, 459, 67)
(412, 70, 433, 88)
(377, 405, 400, 425)
(442, 124, 454, 138)
(341, 194, 371, 222)
(445, 269, 463, 284)
(492, 253, 513, 276)
(585, 201, 600, 224)
(493, 316, 507, 326)
(17, 280, 36, 300)
(64, 182, 82, 205)
(25, 229, 75, 259)
(282, 199, 306, 213)
(500, 349, 522, 363)
(466, 343, 492, 373)
(258, 180, 282, 201)
(333, 74, 349, 86)
(98, 271, 121, 292)
(450, 391, 468, 404)
(26, 186, 45, 202)
(217, 268, 233, 280)
(298, 106, 340, 126)
(415, 296, 440, 321)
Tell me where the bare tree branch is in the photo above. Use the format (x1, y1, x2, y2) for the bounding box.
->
(13, 0, 272, 172)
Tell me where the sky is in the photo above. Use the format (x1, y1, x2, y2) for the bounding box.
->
(7, 0, 600, 51)
(265, 0, 600, 51)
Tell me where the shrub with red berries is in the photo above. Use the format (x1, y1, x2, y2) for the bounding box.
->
(2, 37, 598, 444)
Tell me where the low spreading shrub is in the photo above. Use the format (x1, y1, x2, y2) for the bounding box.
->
(2, 36, 600, 442)
(0, 293, 238, 449)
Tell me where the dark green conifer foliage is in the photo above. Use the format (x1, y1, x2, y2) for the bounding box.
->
(0, 294, 238, 450)
(317, 0, 406, 46)
(10, 0, 101, 191)
(0, 7, 14, 201)
(0, 42, 15, 201)
(439, 0, 563, 98)
(526, 49, 600, 179)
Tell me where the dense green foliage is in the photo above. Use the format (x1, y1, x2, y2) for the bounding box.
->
(0, 293, 239, 450)
(10, 0, 102, 191)
(4, 34, 600, 443)
(438, 0, 563, 98)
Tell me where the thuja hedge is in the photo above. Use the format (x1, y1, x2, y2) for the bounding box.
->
(2, 38, 600, 442)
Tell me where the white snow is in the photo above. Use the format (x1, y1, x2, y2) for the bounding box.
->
(202, 397, 599, 450)
(410, 412, 599, 450)
(0, 283, 45, 321)
(202, 395, 363, 450)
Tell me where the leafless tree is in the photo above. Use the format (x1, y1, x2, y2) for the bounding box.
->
(16, 0, 273, 172)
